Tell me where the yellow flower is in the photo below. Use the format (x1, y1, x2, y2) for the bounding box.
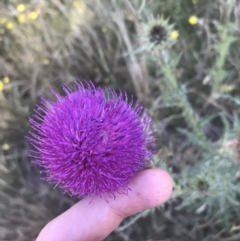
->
(189, 15, 198, 25)
(220, 84, 236, 93)
(94, 67, 100, 73)
(127, 15, 134, 21)
(29, 57, 34, 63)
(17, 4, 25, 12)
(104, 77, 110, 84)
(42, 58, 49, 65)
(29, 11, 38, 20)
(0, 18, 6, 24)
(2, 143, 10, 151)
(170, 30, 179, 39)
(18, 14, 26, 23)
(2, 77, 10, 84)
(192, 0, 198, 4)
(6, 22, 14, 30)
(72, 0, 86, 14)
(101, 27, 107, 33)
(0, 81, 4, 91)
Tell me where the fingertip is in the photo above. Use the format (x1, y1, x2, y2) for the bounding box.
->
(108, 168, 173, 218)
(36, 168, 173, 241)
(150, 169, 173, 206)
(130, 168, 173, 209)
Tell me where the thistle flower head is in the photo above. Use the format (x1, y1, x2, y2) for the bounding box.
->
(28, 82, 156, 198)
(141, 16, 178, 52)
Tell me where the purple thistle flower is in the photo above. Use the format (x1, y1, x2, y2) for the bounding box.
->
(28, 82, 156, 198)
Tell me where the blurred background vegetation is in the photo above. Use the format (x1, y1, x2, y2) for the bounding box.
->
(1, 0, 240, 240)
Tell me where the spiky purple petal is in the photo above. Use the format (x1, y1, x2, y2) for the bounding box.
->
(28, 82, 156, 198)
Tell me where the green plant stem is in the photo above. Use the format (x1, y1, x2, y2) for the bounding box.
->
(160, 59, 207, 146)
(213, 0, 235, 94)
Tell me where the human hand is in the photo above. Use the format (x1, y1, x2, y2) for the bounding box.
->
(36, 168, 173, 241)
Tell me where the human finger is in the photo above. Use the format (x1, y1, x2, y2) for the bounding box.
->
(36, 168, 173, 241)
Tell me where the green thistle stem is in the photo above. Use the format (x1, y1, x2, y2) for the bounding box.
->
(160, 57, 207, 147)
(212, 0, 235, 94)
